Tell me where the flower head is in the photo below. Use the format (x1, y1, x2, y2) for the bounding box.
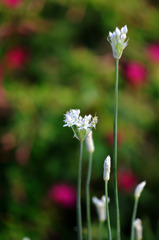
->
(63, 109, 98, 141)
(107, 25, 128, 59)
(134, 181, 146, 199)
(92, 196, 109, 222)
(134, 219, 142, 240)
(85, 131, 94, 153)
(103, 155, 111, 181)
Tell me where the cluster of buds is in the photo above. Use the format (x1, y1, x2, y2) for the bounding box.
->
(134, 181, 146, 199)
(107, 25, 128, 59)
(92, 196, 109, 222)
(63, 109, 98, 141)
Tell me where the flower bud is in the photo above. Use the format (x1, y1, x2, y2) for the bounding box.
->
(103, 155, 111, 181)
(115, 27, 121, 36)
(134, 219, 142, 240)
(92, 196, 107, 222)
(121, 25, 128, 34)
(134, 181, 146, 199)
(85, 131, 94, 153)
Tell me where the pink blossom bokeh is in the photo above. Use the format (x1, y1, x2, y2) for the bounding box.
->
(49, 183, 76, 208)
(123, 61, 147, 87)
(2, 0, 21, 8)
(118, 169, 137, 193)
(146, 43, 159, 63)
(5, 47, 29, 70)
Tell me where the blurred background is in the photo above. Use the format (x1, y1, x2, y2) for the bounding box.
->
(0, 0, 159, 239)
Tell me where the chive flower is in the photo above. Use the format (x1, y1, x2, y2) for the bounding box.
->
(107, 25, 128, 59)
(63, 109, 98, 141)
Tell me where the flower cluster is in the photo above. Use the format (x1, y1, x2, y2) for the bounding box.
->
(107, 25, 128, 59)
(63, 109, 98, 141)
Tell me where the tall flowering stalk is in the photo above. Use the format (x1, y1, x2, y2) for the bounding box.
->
(107, 25, 128, 240)
(85, 131, 95, 240)
(63, 109, 98, 240)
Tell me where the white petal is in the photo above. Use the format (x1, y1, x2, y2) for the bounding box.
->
(121, 25, 128, 34)
(121, 34, 126, 40)
(115, 27, 121, 36)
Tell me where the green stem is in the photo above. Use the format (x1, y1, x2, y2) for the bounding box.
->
(130, 198, 139, 240)
(105, 181, 112, 240)
(86, 152, 93, 240)
(113, 59, 121, 240)
(98, 221, 104, 240)
(77, 141, 83, 240)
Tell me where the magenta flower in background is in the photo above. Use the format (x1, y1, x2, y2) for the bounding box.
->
(49, 183, 76, 208)
(146, 43, 159, 63)
(2, 0, 21, 8)
(118, 169, 137, 193)
(5, 47, 29, 70)
(123, 61, 147, 87)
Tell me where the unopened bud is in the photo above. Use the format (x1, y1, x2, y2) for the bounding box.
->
(103, 155, 111, 181)
(134, 181, 146, 199)
(134, 219, 142, 240)
(85, 131, 94, 153)
(92, 196, 108, 222)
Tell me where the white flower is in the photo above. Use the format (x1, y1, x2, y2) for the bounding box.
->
(92, 196, 108, 222)
(103, 155, 111, 181)
(63, 109, 80, 127)
(85, 131, 94, 153)
(134, 181, 146, 199)
(134, 219, 142, 240)
(107, 25, 128, 59)
(22, 238, 30, 240)
(63, 109, 98, 141)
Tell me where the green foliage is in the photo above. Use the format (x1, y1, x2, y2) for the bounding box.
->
(0, 0, 158, 239)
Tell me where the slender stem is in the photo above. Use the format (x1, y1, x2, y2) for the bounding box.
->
(113, 59, 121, 240)
(77, 141, 83, 240)
(130, 198, 139, 240)
(105, 180, 112, 240)
(98, 221, 104, 240)
(86, 152, 93, 240)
